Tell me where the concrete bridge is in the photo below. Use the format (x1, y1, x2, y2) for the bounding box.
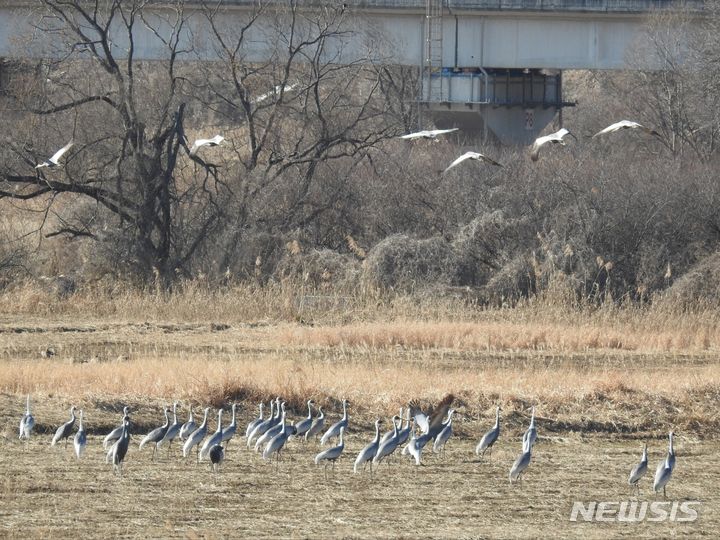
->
(0, 0, 704, 143)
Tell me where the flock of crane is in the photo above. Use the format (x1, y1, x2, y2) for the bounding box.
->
(16, 394, 676, 496)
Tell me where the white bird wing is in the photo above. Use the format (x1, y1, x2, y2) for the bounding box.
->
(443, 152, 476, 173)
(49, 140, 74, 164)
(429, 128, 459, 137)
(592, 120, 641, 138)
(399, 131, 429, 140)
(530, 137, 547, 161)
(414, 413, 430, 434)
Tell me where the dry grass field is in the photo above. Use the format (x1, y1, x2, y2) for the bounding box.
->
(0, 286, 718, 538)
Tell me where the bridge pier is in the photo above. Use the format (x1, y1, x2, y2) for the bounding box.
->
(421, 68, 574, 145)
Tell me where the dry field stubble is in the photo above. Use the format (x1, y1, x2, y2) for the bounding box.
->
(0, 288, 719, 537)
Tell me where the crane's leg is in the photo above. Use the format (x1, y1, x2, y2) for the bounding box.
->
(323, 463, 328, 480)
(663, 486, 667, 499)
(152, 444, 156, 461)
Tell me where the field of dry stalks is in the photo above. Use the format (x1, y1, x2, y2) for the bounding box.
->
(0, 286, 718, 537)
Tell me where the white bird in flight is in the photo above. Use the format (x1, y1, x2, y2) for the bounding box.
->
(35, 140, 74, 169)
(592, 120, 660, 139)
(530, 128, 575, 161)
(253, 82, 299, 104)
(189, 135, 224, 156)
(399, 128, 459, 141)
(443, 151, 503, 173)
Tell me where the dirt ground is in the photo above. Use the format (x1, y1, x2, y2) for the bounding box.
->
(0, 318, 717, 538)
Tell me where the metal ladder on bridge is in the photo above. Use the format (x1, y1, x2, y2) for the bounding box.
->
(424, 0, 443, 102)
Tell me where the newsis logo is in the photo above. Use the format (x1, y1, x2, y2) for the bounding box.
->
(570, 501, 701, 523)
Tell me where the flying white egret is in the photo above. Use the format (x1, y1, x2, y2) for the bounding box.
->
(653, 432, 676, 498)
(73, 409, 86, 459)
(19, 395, 35, 441)
(36, 140, 74, 169)
(314, 426, 345, 479)
(253, 82, 299, 104)
(399, 128, 459, 141)
(628, 442, 649, 495)
(354, 418, 383, 475)
(443, 151, 503, 173)
(189, 135, 224, 156)
(320, 399, 349, 445)
(476, 406, 501, 459)
(592, 120, 660, 139)
(530, 128, 575, 161)
(51, 405, 76, 448)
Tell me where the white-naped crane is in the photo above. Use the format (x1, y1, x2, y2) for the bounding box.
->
(305, 406, 325, 442)
(179, 405, 195, 442)
(524, 407, 537, 448)
(320, 399, 350, 446)
(36, 140, 74, 169)
(406, 394, 455, 453)
(399, 128, 459, 141)
(73, 409, 87, 459)
(19, 394, 35, 441)
(592, 120, 661, 139)
(254, 402, 286, 452)
(628, 442, 649, 495)
(433, 408, 456, 458)
(248, 398, 279, 448)
(51, 405, 76, 448)
(380, 408, 403, 446)
(199, 409, 224, 461)
(397, 412, 414, 446)
(221, 403, 238, 449)
(476, 406, 501, 459)
(354, 418, 383, 475)
(373, 415, 401, 466)
(262, 417, 297, 469)
(315, 426, 345, 479)
(443, 151, 503, 173)
(293, 400, 315, 439)
(530, 128, 576, 161)
(654, 432, 676, 498)
(139, 407, 170, 461)
(245, 402, 265, 438)
(158, 401, 181, 453)
(104, 406, 130, 449)
(189, 135, 224, 156)
(509, 432, 535, 485)
(110, 417, 131, 476)
(183, 407, 211, 461)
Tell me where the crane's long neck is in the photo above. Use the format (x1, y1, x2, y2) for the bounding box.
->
(188, 406, 194, 422)
(494, 407, 500, 429)
(172, 404, 178, 423)
(373, 421, 381, 443)
(163, 408, 170, 426)
(279, 411, 286, 429)
(70, 408, 76, 422)
(26, 395, 31, 415)
(529, 407, 535, 428)
(318, 408, 324, 420)
(231, 405, 236, 424)
(216, 410, 223, 433)
(307, 401, 313, 419)
(641, 444, 648, 461)
(201, 410, 209, 428)
(268, 401, 275, 421)
(342, 401, 348, 421)
(393, 418, 399, 436)
(259, 403, 264, 420)
(79, 410, 84, 430)
(669, 433, 674, 456)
